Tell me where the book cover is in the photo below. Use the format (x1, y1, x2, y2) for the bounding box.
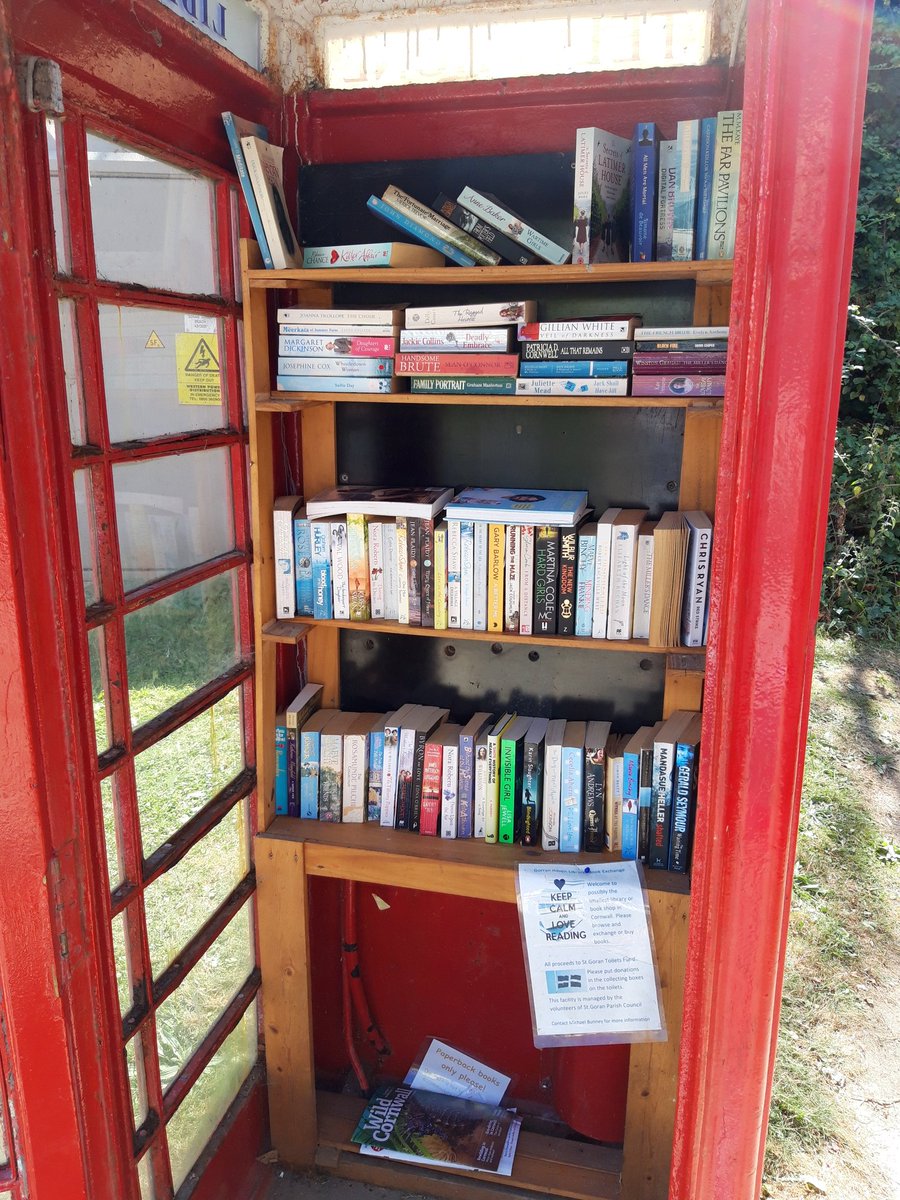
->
(656, 139, 678, 263)
(278, 355, 393, 377)
(518, 360, 629, 378)
(459, 519, 475, 631)
(632, 520, 656, 641)
(343, 712, 377, 823)
(347, 513, 371, 621)
(239, 134, 300, 269)
(559, 721, 586, 853)
(299, 709, 340, 820)
(222, 113, 273, 268)
(406, 517, 422, 627)
(368, 517, 386, 619)
(521, 716, 548, 847)
(572, 126, 632, 265)
(445, 488, 588, 527)
(382, 185, 501, 266)
(605, 733, 628, 854)
(557, 524, 579, 636)
(485, 713, 516, 844)
(394, 714, 420, 831)
(670, 714, 703, 871)
(622, 727, 646, 860)
(583, 720, 612, 852)
(630, 375, 725, 397)
(400, 327, 514, 352)
(649, 711, 697, 867)
(498, 715, 530, 844)
(366, 195, 477, 267)
(433, 520, 448, 631)
(706, 110, 743, 260)
(446, 519, 461, 629)
(276, 375, 405, 394)
(367, 711, 389, 823)
(457, 186, 570, 265)
(420, 729, 449, 837)
(277, 305, 405, 326)
(433, 193, 539, 266)
(301, 241, 444, 269)
(406, 299, 536, 329)
(320, 711, 357, 822)
(649, 511, 689, 648)
(440, 731, 462, 839)
(307, 485, 454, 521)
(274, 495, 302, 619)
(420, 518, 435, 629)
(311, 519, 333, 620)
(504, 525, 521, 634)
(514, 378, 629, 396)
(672, 119, 700, 262)
(518, 525, 535, 637)
(458, 713, 494, 838)
(280, 322, 401, 337)
(541, 718, 566, 851)
(574, 521, 597, 637)
(473, 521, 489, 632)
(694, 116, 718, 262)
(518, 317, 640, 342)
(380, 704, 416, 827)
(607, 509, 648, 640)
(521, 339, 634, 362)
(293, 510, 314, 617)
(533, 525, 560, 635)
(630, 121, 659, 263)
(473, 728, 490, 838)
(487, 524, 505, 633)
(591, 507, 621, 639)
(681, 511, 714, 647)
(274, 716, 288, 816)
(330, 521, 350, 620)
(410, 377, 517, 395)
(637, 338, 728, 353)
(395, 353, 519, 377)
(631, 352, 727, 373)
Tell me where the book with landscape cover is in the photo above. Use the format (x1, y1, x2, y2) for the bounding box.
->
(521, 716, 548, 847)
(330, 521, 350, 620)
(319, 711, 357, 822)
(299, 709, 339, 820)
(347, 514, 371, 621)
(240, 134, 301, 269)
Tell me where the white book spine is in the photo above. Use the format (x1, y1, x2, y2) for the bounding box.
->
(542, 737, 563, 851)
(440, 744, 459, 839)
(513, 378, 628, 396)
(473, 740, 489, 838)
(274, 506, 297, 619)
(447, 520, 462, 628)
(395, 519, 410, 624)
(280, 323, 398, 337)
(459, 520, 475, 630)
(369, 521, 385, 619)
(591, 512, 619, 638)
(504, 525, 521, 633)
(277, 307, 399, 325)
(607, 526, 638, 639)
(342, 733, 368, 822)
(240, 137, 299, 271)
(632, 531, 655, 640)
(382, 522, 399, 621)
(572, 127, 595, 266)
(399, 328, 512, 351)
(457, 186, 570, 265)
(380, 720, 402, 826)
(405, 300, 535, 329)
(330, 522, 350, 620)
(682, 524, 713, 646)
(473, 522, 489, 631)
(396, 727, 417, 816)
(605, 754, 624, 852)
(518, 525, 535, 636)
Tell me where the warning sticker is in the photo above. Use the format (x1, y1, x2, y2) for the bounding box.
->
(175, 333, 222, 406)
(145, 331, 165, 349)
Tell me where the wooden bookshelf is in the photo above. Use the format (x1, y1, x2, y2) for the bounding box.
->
(257, 392, 724, 411)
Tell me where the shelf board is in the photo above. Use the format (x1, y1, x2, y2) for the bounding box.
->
(257, 391, 722, 412)
(315, 1090, 622, 1200)
(261, 615, 705, 658)
(247, 260, 733, 289)
(258, 817, 690, 901)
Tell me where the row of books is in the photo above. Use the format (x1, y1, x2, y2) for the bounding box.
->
(275, 487, 713, 648)
(276, 685, 702, 872)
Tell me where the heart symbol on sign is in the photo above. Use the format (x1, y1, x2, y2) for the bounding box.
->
(330, 249, 340, 263)
(554, 878, 565, 890)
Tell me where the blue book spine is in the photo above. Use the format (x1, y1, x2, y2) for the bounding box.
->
(672, 120, 701, 261)
(518, 360, 629, 378)
(694, 117, 718, 261)
(559, 747, 584, 853)
(622, 749, 640, 860)
(299, 730, 321, 819)
(460, 520, 475, 630)
(669, 742, 697, 872)
(457, 733, 475, 838)
(287, 726, 299, 817)
(311, 521, 333, 620)
(630, 123, 659, 262)
(366, 196, 477, 267)
(221, 113, 274, 270)
(274, 722, 288, 815)
(294, 517, 314, 616)
(276, 375, 398, 393)
(368, 729, 385, 823)
(574, 531, 596, 637)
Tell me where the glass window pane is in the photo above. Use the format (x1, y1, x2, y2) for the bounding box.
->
(136, 688, 244, 859)
(0, 1098, 7, 1166)
(74, 469, 99, 605)
(126, 1036, 149, 1130)
(144, 799, 249, 978)
(99, 305, 227, 443)
(124, 570, 241, 729)
(138, 1153, 155, 1200)
(156, 901, 253, 1090)
(45, 118, 71, 274)
(111, 911, 134, 1019)
(114, 448, 235, 592)
(230, 188, 242, 304)
(86, 132, 218, 295)
(58, 299, 85, 444)
(89, 626, 110, 754)
(101, 774, 123, 889)
(166, 1001, 257, 1193)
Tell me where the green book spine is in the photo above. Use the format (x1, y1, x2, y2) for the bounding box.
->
(498, 734, 524, 844)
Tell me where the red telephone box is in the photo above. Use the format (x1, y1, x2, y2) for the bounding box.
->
(0, 1, 873, 1199)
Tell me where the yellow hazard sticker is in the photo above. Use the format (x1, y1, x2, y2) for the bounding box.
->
(145, 330, 164, 349)
(175, 333, 222, 406)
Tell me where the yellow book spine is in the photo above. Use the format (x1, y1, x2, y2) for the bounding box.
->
(434, 523, 448, 630)
(487, 523, 505, 633)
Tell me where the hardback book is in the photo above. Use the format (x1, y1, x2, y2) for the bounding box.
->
(396, 517, 410, 624)
(239, 134, 301, 269)
(533, 525, 560, 635)
(514, 378, 630, 396)
(405, 299, 537, 328)
(347, 514, 371, 621)
(380, 703, 417, 827)
(473, 522, 489, 632)
(649, 512, 690, 648)
(458, 713, 494, 838)
(310, 520, 333, 620)
(504, 525, 521, 634)
(330, 521, 350, 620)
(433, 520, 448, 631)
(274, 496, 303, 619)
(383, 520, 400, 621)
(292, 510, 314, 618)
(518, 525, 535, 637)
(433, 193, 538, 266)
(439, 727, 462, 839)
(368, 517, 387, 619)
(591, 507, 621, 639)
(275, 375, 406, 394)
(285, 684, 324, 817)
(541, 718, 566, 851)
(400, 327, 514, 352)
(301, 241, 444, 269)
(319, 711, 358, 822)
(299, 708, 340, 820)
(648, 710, 697, 868)
(498, 715, 531, 844)
(277, 355, 393, 377)
(559, 721, 587, 853)
(605, 732, 629, 854)
(280, 322, 401, 337)
(672, 119, 701, 261)
(420, 518, 436, 628)
(222, 113, 273, 268)
(622, 726, 652, 860)
(457, 186, 571, 265)
(706, 110, 743, 260)
(670, 713, 703, 872)
(395, 353, 519, 377)
(634, 325, 729, 340)
(366, 195, 477, 267)
(638, 338, 728, 353)
(519, 360, 629, 378)
(406, 517, 422, 627)
(574, 522, 597, 637)
(694, 116, 718, 262)
(607, 509, 649, 639)
(630, 121, 660, 262)
(631, 520, 657, 641)
(572, 126, 632, 265)
(638, 721, 663, 860)
(557, 525, 579, 636)
(381, 185, 501, 266)
(421, 723, 461, 837)
(410, 377, 517, 395)
(485, 713, 516, 844)
(277, 305, 406, 327)
(487, 524, 505, 634)
(681, 511, 714, 647)
(518, 317, 641, 341)
(274, 717, 287, 816)
(520, 339, 634, 361)
(473, 726, 491, 839)
(521, 715, 548, 847)
(655, 139, 678, 263)
(396, 706, 448, 831)
(306, 485, 454, 521)
(631, 352, 727, 373)
(343, 712, 381, 822)
(445, 488, 589, 527)
(631, 375, 725, 397)
(582, 720, 612, 852)
(459, 519, 475, 631)
(409, 706, 451, 832)
(367, 711, 390, 823)
(446, 519, 462, 629)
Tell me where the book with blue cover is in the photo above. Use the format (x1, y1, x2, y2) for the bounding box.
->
(367, 196, 477, 267)
(222, 112, 273, 268)
(559, 721, 586, 853)
(293, 513, 314, 617)
(518, 360, 629, 378)
(694, 117, 718, 261)
(444, 488, 589, 526)
(630, 122, 659, 262)
(672, 120, 701, 261)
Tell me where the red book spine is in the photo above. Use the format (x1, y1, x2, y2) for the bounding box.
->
(632, 352, 727, 373)
(394, 353, 520, 377)
(630, 374, 726, 397)
(419, 743, 444, 836)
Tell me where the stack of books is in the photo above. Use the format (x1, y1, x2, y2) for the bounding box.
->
(630, 325, 729, 397)
(515, 313, 638, 396)
(395, 299, 533, 396)
(275, 304, 406, 394)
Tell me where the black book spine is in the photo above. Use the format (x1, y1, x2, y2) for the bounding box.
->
(637, 338, 728, 353)
(520, 340, 634, 361)
(521, 737, 543, 846)
(648, 743, 674, 869)
(533, 527, 559, 634)
(407, 517, 422, 626)
(557, 526, 578, 636)
(420, 519, 435, 628)
(582, 751, 606, 852)
(433, 193, 539, 266)
(668, 743, 698, 872)
(395, 770, 413, 830)
(410, 729, 429, 832)
(638, 743, 654, 860)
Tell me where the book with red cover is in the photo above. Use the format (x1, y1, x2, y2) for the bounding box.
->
(395, 353, 520, 377)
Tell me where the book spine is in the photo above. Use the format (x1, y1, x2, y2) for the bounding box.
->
(669, 741, 697, 872)
(582, 751, 605, 852)
(406, 299, 536, 328)
(518, 320, 634, 342)
(446, 520, 461, 629)
(274, 721, 288, 815)
(557, 526, 578, 636)
(459, 520, 475, 630)
(622, 749, 640, 860)
(514, 378, 629, 396)
(369, 520, 385, 619)
(498, 739, 522, 844)
(607, 754, 624, 853)
(311, 521, 333, 620)
(394, 728, 416, 830)
(342, 733, 368, 823)
(366, 196, 477, 267)
(274, 505, 296, 619)
(279, 323, 399, 337)
(286, 722, 299, 817)
(401, 329, 513, 351)
(276, 375, 400, 393)
(347, 514, 371, 621)
(631, 124, 659, 263)
(608, 524, 637, 640)
(575, 529, 596, 636)
(420, 741, 444, 836)
(457, 733, 474, 838)
(533, 526, 559, 635)
(542, 740, 562, 850)
(504, 525, 521, 634)
(521, 736, 543, 846)
(682, 525, 713, 646)
(591, 519, 614, 638)
(473, 523, 489, 631)
(434, 193, 538, 266)
(656, 140, 678, 262)
(318, 733, 343, 823)
(330, 522, 350, 619)
(649, 741, 675, 868)
(277, 305, 404, 325)
(433, 522, 448, 630)
(380, 719, 402, 827)
(634, 325, 729, 340)
(457, 186, 570, 265)
(638, 743, 654, 860)
(420, 519, 435, 628)
(694, 116, 718, 261)
(559, 748, 583, 853)
(395, 518, 410, 624)
(406, 517, 422, 627)
(487, 524, 505, 633)
(473, 737, 489, 838)
(632, 531, 654, 641)
(395, 353, 519, 377)
(706, 110, 743, 260)
(382, 185, 501, 265)
(409, 376, 516, 395)
(521, 339, 634, 361)
(300, 729, 321, 819)
(440, 743, 459, 839)
(518, 360, 629, 378)
(632, 352, 727, 372)
(672, 119, 700, 261)
(572, 127, 596, 266)
(368, 728, 385, 823)
(278, 356, 394, 377)
(639, 338, 728, 352)
(222, 114, 274, 268)
(383, 522, 399, 621)
(485, 730, 503, 844)
(240, 137, 297, 271)
(409, 729, 430, 832)
(294, 517, 314, 617)
(630, 374, 725, 396)
(518, 525, 535, 636)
